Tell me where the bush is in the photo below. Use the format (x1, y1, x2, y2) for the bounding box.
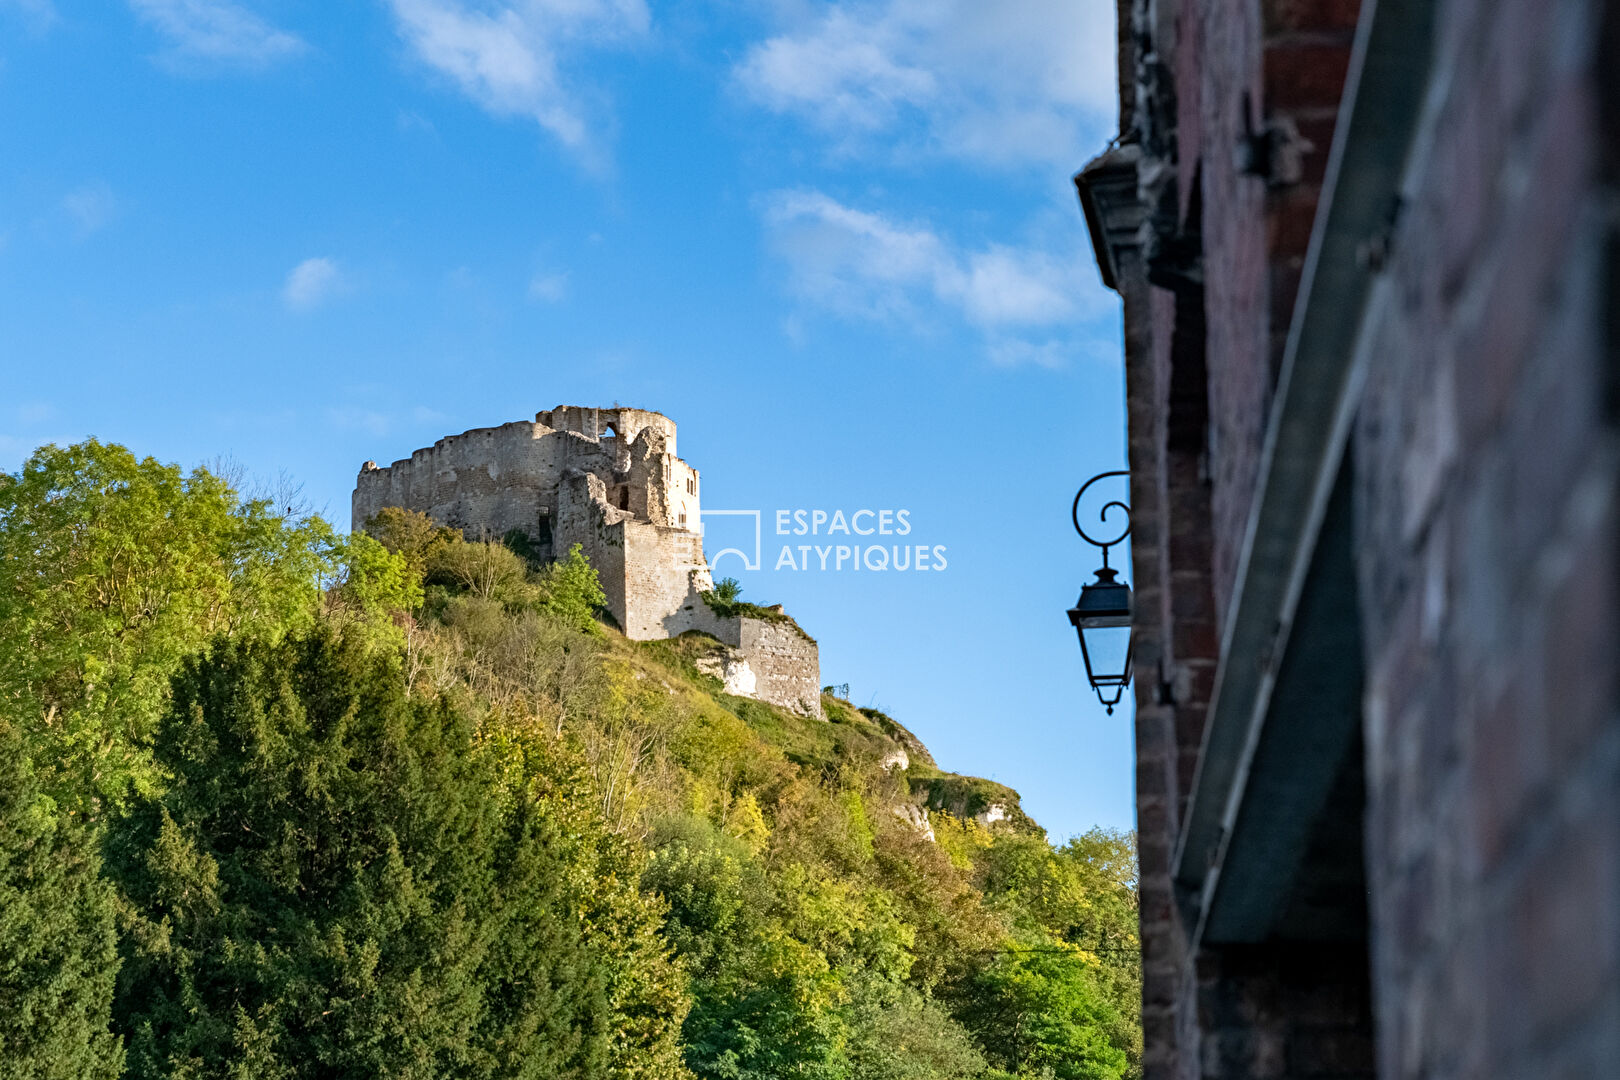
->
(431, 532, 532, 603)
(363, 506, 458, 581)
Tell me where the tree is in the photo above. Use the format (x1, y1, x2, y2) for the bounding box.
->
(643, 827, 844, 1080)
(431, 531, 532, 602)
(963, 946, 1129, 1080)
(0, 722, 123, 1080)
(107, 627, 614, 1079)
(972, 830, 1141, 1076)
(324, 531, 423, 651)
(0, 440, 334, 811)
(711, 579, 742, 605)
(843, 981, 986, 1080)
(538, 543, 607, 633)
(364, 506, 458, 585)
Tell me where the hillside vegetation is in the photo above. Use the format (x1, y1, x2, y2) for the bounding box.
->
(0, 441, 1140, 1080)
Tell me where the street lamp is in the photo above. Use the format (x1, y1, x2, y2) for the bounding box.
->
(1068, 471, 1133, 714)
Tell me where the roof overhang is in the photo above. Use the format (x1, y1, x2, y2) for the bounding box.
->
(1074, 144, 1144, 293)
(1172, 0, 1438, 945)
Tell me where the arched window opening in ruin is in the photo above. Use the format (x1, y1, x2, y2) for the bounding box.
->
(618, 487, 630, 511)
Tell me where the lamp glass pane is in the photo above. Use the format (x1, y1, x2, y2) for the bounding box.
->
(1081, 624, 1132, 686)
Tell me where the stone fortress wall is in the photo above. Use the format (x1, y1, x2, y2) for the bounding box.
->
(352, 405, 821, 717)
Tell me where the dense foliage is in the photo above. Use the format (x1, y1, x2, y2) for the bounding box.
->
(0, 442, 1140, 1080)
(107, 630, 638, 1079)
(0, 722, 124, 1080)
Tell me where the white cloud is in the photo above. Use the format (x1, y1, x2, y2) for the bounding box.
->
(985, 338, 1067, 369)
(735, 0, 1117, 167)
(528, 270, 569, 302)
(128, 0, 305, 68)
(385, 0, 650, 164)
(764, 189, 1079, 325)
(62, 182, 117, 236)
(283, 256, 342, 311)
(761, 189, 1103, 365)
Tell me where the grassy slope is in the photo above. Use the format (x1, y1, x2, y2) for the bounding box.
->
(626, 630, 1039, 835)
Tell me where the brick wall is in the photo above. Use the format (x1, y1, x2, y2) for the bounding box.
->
(1197, 945, 1375, 1078)
(1117, 2, 1363, 1077)
(1351, 0, 1620, 1074)
(1092, 0, 1620, 1076)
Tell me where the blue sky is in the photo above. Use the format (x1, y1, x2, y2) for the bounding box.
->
(0, 0, 1132, 840)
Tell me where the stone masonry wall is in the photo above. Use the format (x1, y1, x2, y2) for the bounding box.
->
(354, 405, 822, 719)
(353, 420, 609, 544)
(353, 406, 705, 641)
(736, 618, 822, 718)
(675, 599, 824, 719)
(622, 520, 713, 640)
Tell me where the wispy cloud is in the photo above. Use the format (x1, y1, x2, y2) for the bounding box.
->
(283, 256, 343, 311)
(527, 269, 569, 302)
(62, 182, 117, 237)
(1, 0, 58, 34)
(0, 403, 70, 470)
(761, 189, 1100, 366)
(735, 0, 1116, 168)
(326, 404, 448, 437)
(14, 401, 54, 424)
(128, 0, 305, 69)
(384, 0, 650, 167)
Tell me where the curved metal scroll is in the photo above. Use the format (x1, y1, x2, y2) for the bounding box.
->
(1071, 470, 1131, 570)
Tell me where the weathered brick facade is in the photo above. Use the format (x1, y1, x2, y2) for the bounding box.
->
(1081, 0, 1620, 1076)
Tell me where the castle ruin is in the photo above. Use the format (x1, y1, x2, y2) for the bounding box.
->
(352, 405, 821, 717)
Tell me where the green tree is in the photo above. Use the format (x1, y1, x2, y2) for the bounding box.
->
(843, 981, 985, 1080)
(430, 532, 532, 603)
(643, 827, 843, 1080)
(324, 531, 423, 651)
(364, 506, 459, 584)
(963, 947, 1128, 1080)
(973, 830, 1141, 1076)
(538, 543, 608, 633)
(0, 440, 333, 811)
(107, 627, 613, 1079)
(0, 722, 124, 1080)
(711, 579, 742, 605)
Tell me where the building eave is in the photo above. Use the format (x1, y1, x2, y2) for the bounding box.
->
(1074, 143, 1144, 293)
(1172, 0, 1438, 941)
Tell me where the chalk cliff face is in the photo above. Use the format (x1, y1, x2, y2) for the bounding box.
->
(353, 405, 823, 717)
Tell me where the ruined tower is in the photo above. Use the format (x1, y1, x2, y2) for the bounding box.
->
(353, 405, 822, 716)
